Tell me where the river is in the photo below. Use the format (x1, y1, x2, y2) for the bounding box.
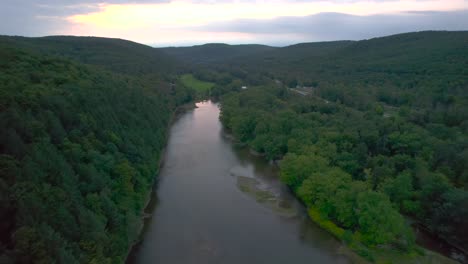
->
(127, 101, 349, 264)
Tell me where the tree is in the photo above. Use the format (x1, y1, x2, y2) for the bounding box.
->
(380, 172, 416, 213)
(357, 191, 414, 248)
(280, 153, 329, 190)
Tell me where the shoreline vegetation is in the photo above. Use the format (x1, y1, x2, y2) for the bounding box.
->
(220, 99, 458, 264)
(125, 102, 196, 261)
(224, 126, 457, 264)
(1, 31, 466, 263)
(186, 31, 467, 264)
(0, 37, 195, 263)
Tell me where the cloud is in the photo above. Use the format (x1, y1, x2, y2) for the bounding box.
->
(1, 2, 65, 36)
(29, 0, 169, 4)
(0, 0, 173, 35)
(191, 10, 468, 45)
(0, 0, 100, 36)
(1, 0, 467, 45)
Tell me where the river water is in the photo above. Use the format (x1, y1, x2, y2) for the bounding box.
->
(127, 101, 349, 264)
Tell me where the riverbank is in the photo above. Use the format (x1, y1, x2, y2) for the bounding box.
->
(222, 115, 460, 263)
(223, 131, 369, 263)
(128, 101, 350, 264)
(127, 101, 459, 264)
(307, 206, 459, 264)
(218, 90, 464, 264)
(244, 147, 457, 263)
(125, 102, 196, 261)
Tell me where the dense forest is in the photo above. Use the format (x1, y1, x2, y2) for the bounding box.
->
(161, 43, 275, 65)
(202, 31, 468, 262)
(3, 36, 178, 76)
(219, 85, 467, 261)
(1, 31, 467, 263)
(0, 37, 193, 263)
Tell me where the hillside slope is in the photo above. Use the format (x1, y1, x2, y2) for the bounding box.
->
(0, 36, 177, 75)
(281, 31, 465, 78)
(0, 38, 192, 263)
(214, 31, 468, 261)
(160, 43, 276, 64)
(228, 31, 468, 110)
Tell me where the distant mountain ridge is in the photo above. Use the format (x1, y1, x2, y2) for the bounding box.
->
(0, 30, 467, 263)
(223, 31, 468, 91)
(3, 31, 466, 73)
(160, 43, 276, 64)
(158, 31, 468, 69)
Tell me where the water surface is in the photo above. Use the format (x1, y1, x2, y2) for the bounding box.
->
(128, 101, 349, 264)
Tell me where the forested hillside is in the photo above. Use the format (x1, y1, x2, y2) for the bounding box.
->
(213, 31, 468, 262)
(0, 38, 192, 263)
(233, 31, 468, 111)
(160, 43, 275, 65)
(1, 30, 466, 263)
(1, 36, 178, 76)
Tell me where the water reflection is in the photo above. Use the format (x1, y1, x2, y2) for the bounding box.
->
(226, 131, 351, 257)
(128, 101, 349, 264)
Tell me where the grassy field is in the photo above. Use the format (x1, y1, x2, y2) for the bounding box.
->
(180, 74, 214, 95)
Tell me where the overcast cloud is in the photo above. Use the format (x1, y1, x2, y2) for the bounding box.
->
(193, 10, 468, 45)
(1, 0, 467, 45)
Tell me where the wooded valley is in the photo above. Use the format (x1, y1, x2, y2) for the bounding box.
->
(0, 31, 467, 263)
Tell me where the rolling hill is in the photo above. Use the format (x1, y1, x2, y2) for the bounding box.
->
(0, 36, 193, 263)
(1, 30, 467, 263)
(0, 35, 178, 75)
(160, 43, 276, 64)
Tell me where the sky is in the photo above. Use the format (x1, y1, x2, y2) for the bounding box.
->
(1, 0, 468, 46)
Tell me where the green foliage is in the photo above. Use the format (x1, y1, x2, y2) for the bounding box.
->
(307, 207, 345, 240)
(380, 173, 418, 213)
(0, 39, 192, 262)
(356, 191, 413, 247)
(281, 153, 329, 190)
(2, 31, 467, 263)
(161, 43, 275, 65)
(217, 32, 468, 258)
(0, 35, 177, 76)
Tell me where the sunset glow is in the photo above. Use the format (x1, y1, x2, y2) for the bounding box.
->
(2, 0, 468, 45)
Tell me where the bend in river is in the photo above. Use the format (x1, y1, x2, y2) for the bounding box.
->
(127, 101, 349, 264)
